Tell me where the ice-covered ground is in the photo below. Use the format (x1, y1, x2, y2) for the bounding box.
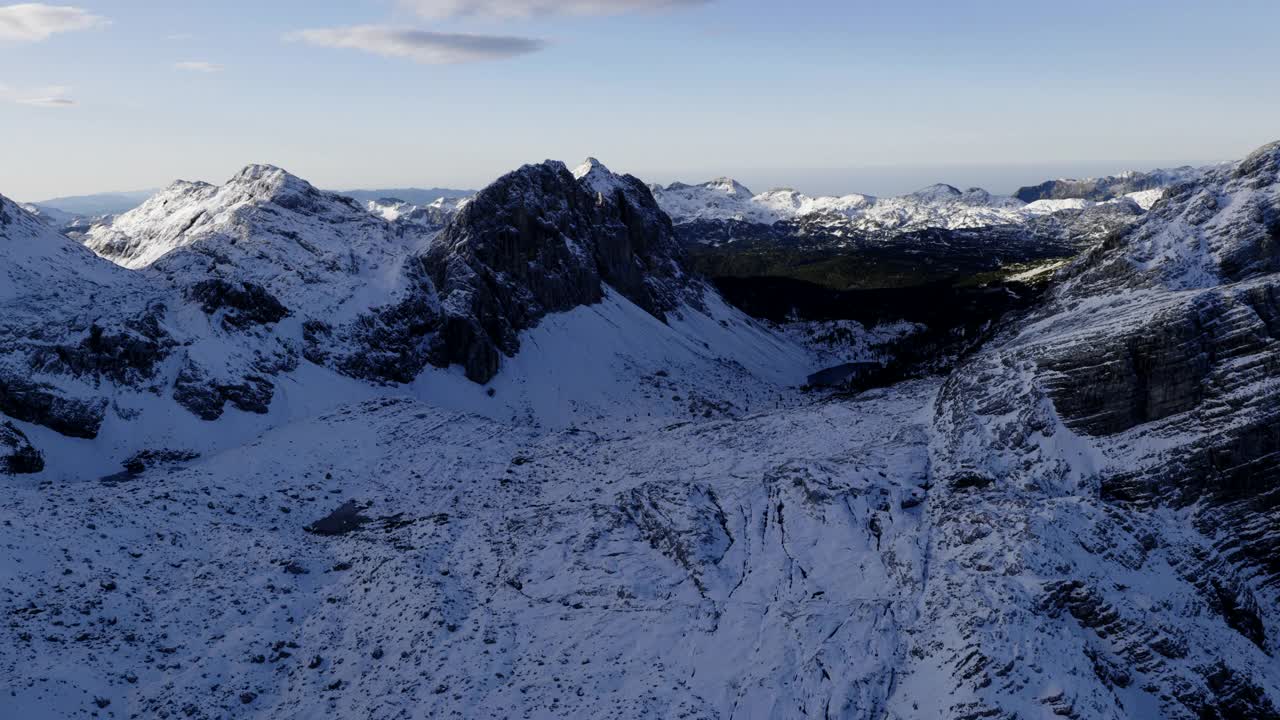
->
(1, 368, 941, 719)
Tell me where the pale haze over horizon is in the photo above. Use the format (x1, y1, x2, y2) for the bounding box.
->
(3, 0, 1278, 202)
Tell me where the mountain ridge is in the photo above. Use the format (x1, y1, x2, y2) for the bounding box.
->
(3, 141, 1280, 719)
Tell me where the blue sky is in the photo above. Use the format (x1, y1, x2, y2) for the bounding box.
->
(2, 0, 1279, 201)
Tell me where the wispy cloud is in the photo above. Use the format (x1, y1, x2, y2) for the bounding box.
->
(401, 0, 710, 19)
(0, 3, 107, 42)
(289, 25, 545, 64)
(0, 82, 76, 107)
(174, 61, 223, 73)
(17, 94, 74, 107)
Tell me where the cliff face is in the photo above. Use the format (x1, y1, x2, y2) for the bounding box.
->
(1013, 165, 1207, 203)
(417, 159, 698, 382)
(921, 141, 1280, 719)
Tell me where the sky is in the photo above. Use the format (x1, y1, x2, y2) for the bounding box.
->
(2, 0, 1279, 202)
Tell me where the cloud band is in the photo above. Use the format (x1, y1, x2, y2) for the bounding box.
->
(290, 26, 546, 64)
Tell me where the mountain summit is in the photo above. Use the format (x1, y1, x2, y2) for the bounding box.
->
(424, 158, 698, 381)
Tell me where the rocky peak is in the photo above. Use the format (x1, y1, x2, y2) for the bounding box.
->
(420, 159, 698, 382)
(704, 177, 754, 197)
(571, 156, 608, 178)
(1015, 165, 1209, 203)
(229, 163, 302, 189)
(222, 163, 333, 213)
(428, 195, 468, 211)
(906, 183, 963, 203)
(1235, 140, 1280, 184)
(753, 187, 810, 213)
(955, 187, 1003, 206)
(87, 164, 382, 265)
(1061, 139, 1280, 294)
(366, 197, 414, 222)
(572, 156, 629, 198)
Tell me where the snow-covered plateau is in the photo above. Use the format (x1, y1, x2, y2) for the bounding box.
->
(2, 142, 1279, 719)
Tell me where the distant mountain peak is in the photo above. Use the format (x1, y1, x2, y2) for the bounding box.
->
(428, 158, 696, 381)
(906, 183, 963, 202)
(1014, 165, 1210, 203)
(232, 162, 288, 179)
(225, 164, 321, 204)
(572, 157, 608, 177)
(82, 164, 386, 278)
(572, 156, 628, 198)
(705, 177, 754, 197)
(1236, 139, 1280, 180)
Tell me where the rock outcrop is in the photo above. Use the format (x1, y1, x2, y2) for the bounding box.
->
(0, 420, 43, 474)
(917, 140, 1280, 719)
(425, 159, 696, 382)
(1, 158, 712, 444)
(1014, 165, 1207, 203)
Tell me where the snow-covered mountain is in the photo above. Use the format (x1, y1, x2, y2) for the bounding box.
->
(653, 169, 1191, 251)
(3, 142, 1280, 720)
(18, 201, 77, 228)
(1013, 165, 1213, 203)
(652, 178, 1021, 231)
(366, 195, 470, 233)
(922, 140, 1280, 718)
(84, 167, 417, 313)
(1, 194, 134, 303)
(338, 186, 473, 206)
(0, 159, 835, 478)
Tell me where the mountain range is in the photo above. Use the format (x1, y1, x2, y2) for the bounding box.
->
(2, 141, 1278, 719)
(22, 164, 1202, 246)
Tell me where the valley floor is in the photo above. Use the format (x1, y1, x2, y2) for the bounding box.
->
(0, 379, 941, 719)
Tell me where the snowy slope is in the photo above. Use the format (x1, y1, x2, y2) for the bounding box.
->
(913, 140, 1280, 719)
(366, 195, 469, 236)
(83, 166, 420, 317)
(1, 159, 846, 480)
(0, 194, 135, 303)
(1, 377, 938, 719)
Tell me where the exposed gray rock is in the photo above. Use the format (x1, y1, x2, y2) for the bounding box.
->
(172, 360, 274, 421)
(0, 421, 42, 474)
(921, 139, 1280, 719)
(307, 257, 442, 384)
(305, 500, 372, 536)
(0, 373, 107, 439)
(186, 279, 288, 330)
(120, 448, 200, 475)
(1014, 166, 1206, 203)
(423, 160, 697, 382)
(324, 159, 701, 385)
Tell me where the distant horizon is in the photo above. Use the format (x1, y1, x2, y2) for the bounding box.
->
(20, 152, 1248, 208)
(5, 1, 1278, 204)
